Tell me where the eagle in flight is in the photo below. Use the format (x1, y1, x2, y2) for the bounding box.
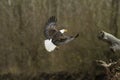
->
(44, 16, 79, 52)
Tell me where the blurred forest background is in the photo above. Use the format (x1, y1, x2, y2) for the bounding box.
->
(0, 0, 120, 79)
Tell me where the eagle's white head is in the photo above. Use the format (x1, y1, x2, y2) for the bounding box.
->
(60, 29, 67, 33)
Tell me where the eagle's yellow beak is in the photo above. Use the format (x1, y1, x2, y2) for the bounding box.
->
(64, 29, 68, 32)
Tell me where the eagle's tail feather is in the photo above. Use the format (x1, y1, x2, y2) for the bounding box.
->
(44, 39, 57, 52)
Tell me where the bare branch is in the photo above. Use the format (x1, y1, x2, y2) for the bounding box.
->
(96, 60, 117, 68)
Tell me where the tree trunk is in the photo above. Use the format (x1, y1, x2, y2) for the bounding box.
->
(109, 0, 119, 37)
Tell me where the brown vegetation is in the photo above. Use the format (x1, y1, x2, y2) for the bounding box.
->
(0, 0, 120, 80)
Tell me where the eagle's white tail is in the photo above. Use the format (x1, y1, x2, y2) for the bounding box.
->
(44, 39, 57, 52)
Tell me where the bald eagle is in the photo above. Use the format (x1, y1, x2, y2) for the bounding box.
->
(98, 30, 120, 52)
(44, 16, 79, 52)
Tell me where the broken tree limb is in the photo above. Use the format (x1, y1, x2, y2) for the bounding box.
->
(98, 31, 120, 52)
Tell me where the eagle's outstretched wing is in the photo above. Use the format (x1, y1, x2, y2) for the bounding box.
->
(44, 16, 58, 39)
(52, 33, 79, 45)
